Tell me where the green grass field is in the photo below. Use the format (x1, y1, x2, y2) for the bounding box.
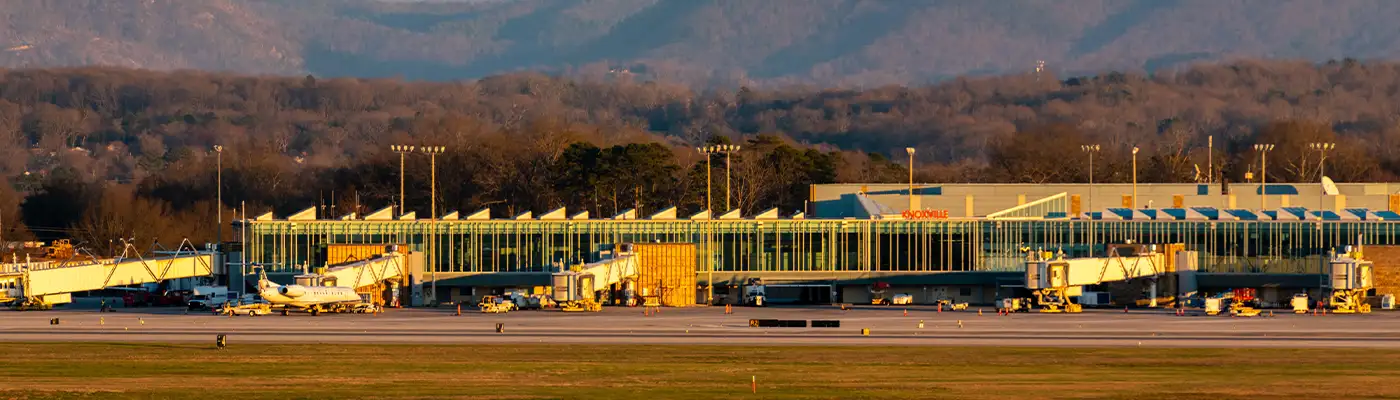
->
(3, 343, 1400, 399)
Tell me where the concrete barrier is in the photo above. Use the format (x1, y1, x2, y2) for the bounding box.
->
(749, 319, 808, 328)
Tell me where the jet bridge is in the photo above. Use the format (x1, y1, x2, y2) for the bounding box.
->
(315, 251, 408, 289)
(552, 253, 640, 310)
(0, 248, 213, 310)
(1328, 248, 1373, 314)
(1024, 244, 1178, 312)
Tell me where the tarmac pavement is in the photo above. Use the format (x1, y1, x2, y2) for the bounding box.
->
(2, 304, 1398, 348)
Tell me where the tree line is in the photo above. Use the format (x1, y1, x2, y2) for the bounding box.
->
(0, 60, 1397, 253)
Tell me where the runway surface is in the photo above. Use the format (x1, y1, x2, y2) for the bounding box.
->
(3, 305, 1399, 347)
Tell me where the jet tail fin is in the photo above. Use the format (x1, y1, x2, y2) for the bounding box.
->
(251, 264, 277, 290)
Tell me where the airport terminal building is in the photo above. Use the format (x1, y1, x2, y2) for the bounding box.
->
(235, 182, 1400, 307)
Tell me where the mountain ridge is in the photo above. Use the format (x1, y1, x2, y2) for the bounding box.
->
(4, 0, 1400, 86)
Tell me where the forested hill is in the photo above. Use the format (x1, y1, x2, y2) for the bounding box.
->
(3, 60, 1400, 248)
(7, 0, 1400, 86)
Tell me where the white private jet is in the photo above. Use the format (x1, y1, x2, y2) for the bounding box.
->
(252, 266, 379, 316)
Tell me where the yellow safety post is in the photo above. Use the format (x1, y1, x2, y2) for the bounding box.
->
(917, 320, 924, 329)
(861, 328, 870, 336)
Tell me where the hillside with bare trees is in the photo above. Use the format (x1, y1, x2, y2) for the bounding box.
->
(1, 60, 1400, 250)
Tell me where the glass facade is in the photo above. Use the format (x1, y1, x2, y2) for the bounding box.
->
(244, 218, 1400, 280)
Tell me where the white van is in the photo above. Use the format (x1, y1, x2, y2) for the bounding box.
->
(187, 286, 230, 310)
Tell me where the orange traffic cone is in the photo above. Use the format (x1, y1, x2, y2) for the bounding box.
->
(903, 309, 908, 317)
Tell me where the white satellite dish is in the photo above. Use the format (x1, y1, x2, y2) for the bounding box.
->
(1322, 176, 1339, 196)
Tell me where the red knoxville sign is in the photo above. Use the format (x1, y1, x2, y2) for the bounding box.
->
(902, 209, 950, 219)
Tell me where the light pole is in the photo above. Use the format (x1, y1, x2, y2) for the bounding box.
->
(240, 201, 246, 292)
(421, 146, 444, 304)
(1081, 144, 1100, 206)
(697, 146, 716, 212)
(696, 145, 720, 305)
(906, 147, 916, 212)
(1255, 144, 1275, 211)
(1081, 144, 1100, 254)
(1309, 142, 1336, 181)
(390, 145, 415, 215)
(1309, 142, 1335, 212)
(718, 144, 741, 211)
(420, 147, 444, 222)
(1131, 146, 1140, 209)
(214, 145, 223, 286)
(214, 145, 223, 252)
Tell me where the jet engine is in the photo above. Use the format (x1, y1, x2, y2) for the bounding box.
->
(278, 285, 307, 298)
